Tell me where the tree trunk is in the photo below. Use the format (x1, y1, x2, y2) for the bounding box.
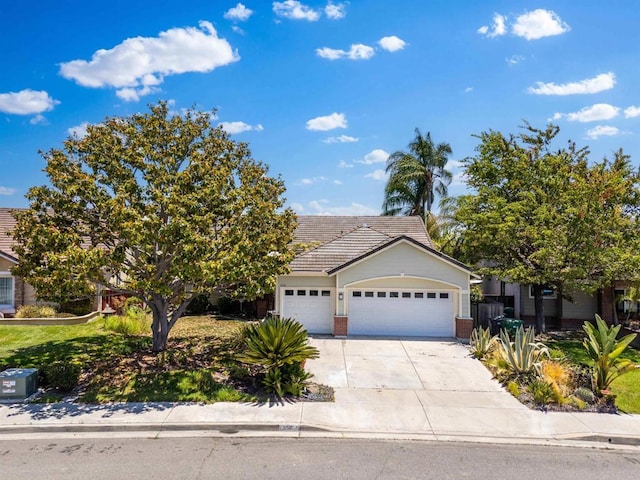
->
(611, 286, 619, 326)
(149, 295, 170, 352)
(532, 284, 546, 334)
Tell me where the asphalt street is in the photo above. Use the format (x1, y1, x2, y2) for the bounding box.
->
(1, 437, 640, 480)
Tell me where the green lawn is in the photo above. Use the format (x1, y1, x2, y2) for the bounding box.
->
(546, 336, 640, 414)
(0, 316, 257, 403)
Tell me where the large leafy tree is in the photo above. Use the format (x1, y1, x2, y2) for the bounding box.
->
(457, 123, 640, 333)
(12, 102, 296, 352)
(382, 128, 453, 218)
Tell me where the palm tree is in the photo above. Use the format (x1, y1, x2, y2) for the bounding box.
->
(382, 128, 453, 219)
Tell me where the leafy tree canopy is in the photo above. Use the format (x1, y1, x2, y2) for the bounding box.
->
(12, 101, 296, 351)
(456, 123, 640, 331)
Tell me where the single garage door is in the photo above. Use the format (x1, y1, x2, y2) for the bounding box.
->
(348, 289, 454, 337)
(280, 288, 333, 334)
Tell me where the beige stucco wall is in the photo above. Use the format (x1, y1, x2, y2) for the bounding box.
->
(336, 242, 471, 318)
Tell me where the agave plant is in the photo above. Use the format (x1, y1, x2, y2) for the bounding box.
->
(498, 326, 549, 376)
(582, 315, 637, 395)
(469, 326, 497, 359)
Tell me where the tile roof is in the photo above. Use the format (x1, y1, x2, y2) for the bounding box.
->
(291, 216, 436, 273)
(0, 208, 22, 260)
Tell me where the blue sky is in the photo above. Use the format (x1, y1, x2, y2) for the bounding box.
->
(1, 1, 639, 213)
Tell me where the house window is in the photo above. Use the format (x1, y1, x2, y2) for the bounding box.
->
(528, 285, 557, 299)
(365, 291, 374, 298)
(297, 290, 306, 296)
(285, 289, 294, 296)
(0, 276, 13, 305)
(389, 292, 399, 298)
(377, 292, 386, 298)
(402, 292, 411, 298)
(415, 292, 424, 299)
(321, 290, 331, 297)
(427, 292, 436, 299)
(439, 293, 449, 299)
(309, 290, 319, 296)
(352, 291, 362, 297)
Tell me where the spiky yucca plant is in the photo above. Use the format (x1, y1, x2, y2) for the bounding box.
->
(470, 326, 497, 359)
(582, 315, 637, 395)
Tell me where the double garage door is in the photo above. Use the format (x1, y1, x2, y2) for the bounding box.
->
(348, 289, 454, 337)
(281, 287, 455, 337)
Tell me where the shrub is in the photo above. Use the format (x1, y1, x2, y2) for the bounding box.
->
(59, 297, 94, 316)
(104, 306, 149, 336)
(498, 326, 549, 377)
(186, 294, 213, 315)
(506, 381, 520, 398)
(573, 386, 596, 404)
(217, 296, 239, 315)
(15, 305, 57, 318)
(582, 314, 638, 395)
(240, 317, 319, 397)
(527, 379, 555, 406)
(43, 360, 82, 391)
(541, 359, 573, 401)
(470, 326, 497, 359)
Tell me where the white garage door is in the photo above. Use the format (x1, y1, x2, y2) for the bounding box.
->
(280, 288, 333, 334)
(348, 289, 454, 337)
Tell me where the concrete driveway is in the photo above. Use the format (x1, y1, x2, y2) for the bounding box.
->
(306, 337, 522, 409)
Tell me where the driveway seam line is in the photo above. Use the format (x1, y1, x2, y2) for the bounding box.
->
(401, 340, 426, 390)
(341, 339, 350, 389)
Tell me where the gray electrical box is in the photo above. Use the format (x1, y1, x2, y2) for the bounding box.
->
(0, 368, 38, 400)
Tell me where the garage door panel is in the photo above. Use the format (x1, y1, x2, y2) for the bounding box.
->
(348, 290, 453, 337)
(281, 288, 333, 334)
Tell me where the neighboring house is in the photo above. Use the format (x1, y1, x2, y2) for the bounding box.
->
(275, 216, 476, 338)
(0, 208, 38, 316)
(482, 275, 627, 328)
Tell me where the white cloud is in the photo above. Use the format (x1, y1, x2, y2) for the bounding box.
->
(333, 179, 343, 185)
(325, 2, 346, 20)
(0, 186, 16, 196)
(586, 125, 620, 139)
(358, 149, 389, 165)
(450, 171, 468, 187)
(300, 178, 314, 185)
(506, 54, 525, 65)
(477, 13, 507, 38)
(297, 176, 329, 186)
(273, 1, 320, 21)
(306, 112, 347, 131)
(624, 105, 640, 119)
(512, 9, 570, 40)
(224, 3, 254, 21)
(338, 160, 353, 168)
(0, 89, 59, 115)
(446, 159, 465, 169)
(464, 87, 473, 93)
(308, 200, 378, 216)
(316, 44, 375, 60)
(324, 134, 359, 143)
(559, 104, 620, 122)
(29, 114, 47, 125)
(218, 121, 264, 134)
(365, 169, 388, 181)
(59, 22, 238, 101)
(378, 35, 406, 52)
(527, 72, 615, 95)
(232, 25, 245, 34)
(68, 122, 90, 138)
(291, 202, 304, 212)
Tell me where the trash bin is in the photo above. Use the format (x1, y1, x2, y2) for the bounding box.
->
(500, 318, 524, 336)
(504, 307, 515, 318)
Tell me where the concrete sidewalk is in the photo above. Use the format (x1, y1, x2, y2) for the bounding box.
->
(1, 392, 640, 449)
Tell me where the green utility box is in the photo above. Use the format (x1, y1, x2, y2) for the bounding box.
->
(0, 368, 38, 400)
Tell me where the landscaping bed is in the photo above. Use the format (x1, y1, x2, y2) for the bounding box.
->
(0, 315, 333, 404)
(470, 321, 640, 414)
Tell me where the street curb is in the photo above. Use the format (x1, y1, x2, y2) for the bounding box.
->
(1, 422, 639, 451)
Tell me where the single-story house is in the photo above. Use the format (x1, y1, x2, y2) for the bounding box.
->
(275, 216, 476, 337)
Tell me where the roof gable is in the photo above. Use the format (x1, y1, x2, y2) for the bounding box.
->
(0, 208, 21, 259)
